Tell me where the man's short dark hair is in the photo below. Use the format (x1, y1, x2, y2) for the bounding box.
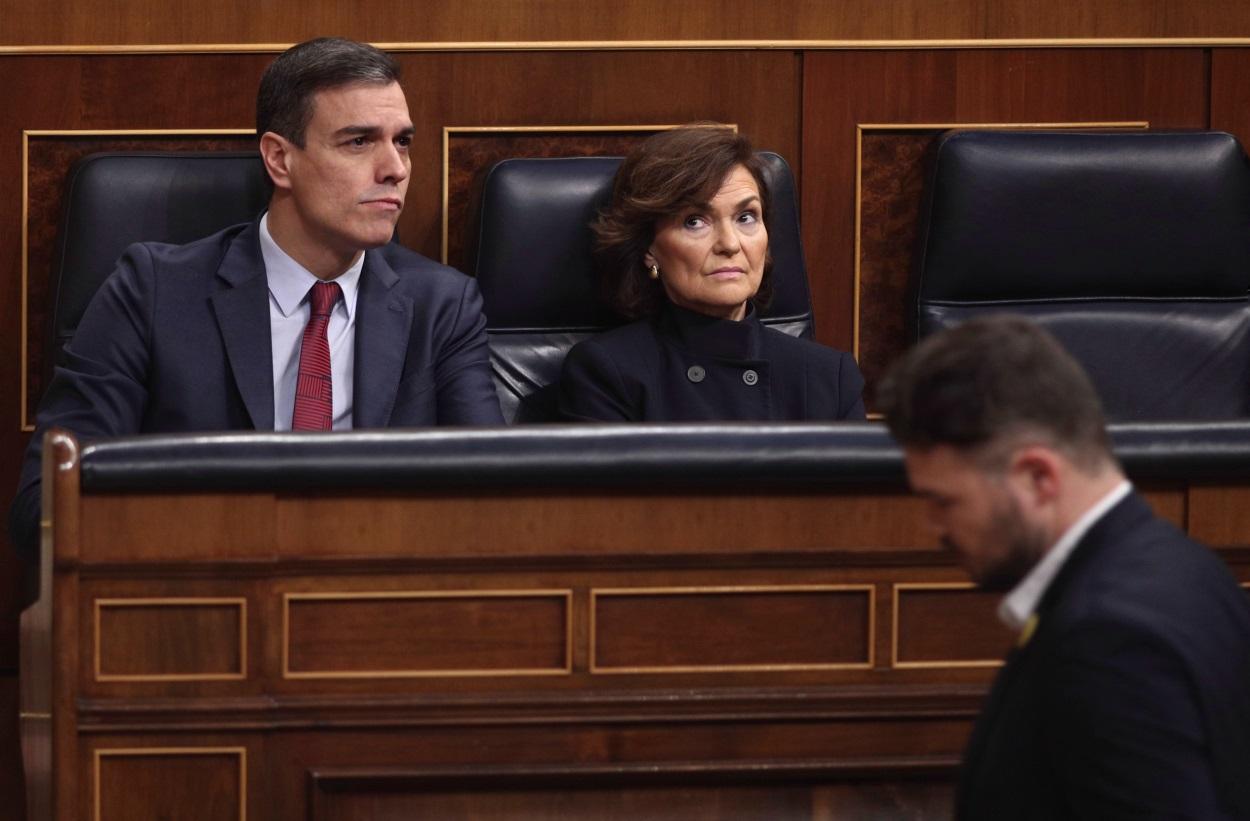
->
(877, 315, 1114, 469)
(256, 37, 400, 147)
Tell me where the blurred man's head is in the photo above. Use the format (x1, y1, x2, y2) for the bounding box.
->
(877, 316, 1121, 590)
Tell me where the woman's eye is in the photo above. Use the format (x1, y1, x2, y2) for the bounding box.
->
(737, 210, 759, 224)
(683, 216, 707, 229)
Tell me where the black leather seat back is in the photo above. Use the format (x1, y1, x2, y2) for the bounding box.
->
(917, 130, 1250, 420)
(475, 151, 815, 422)
(48, 151, 270, 384)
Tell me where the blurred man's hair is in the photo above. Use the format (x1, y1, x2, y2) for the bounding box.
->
(877, 315, 1114, 471)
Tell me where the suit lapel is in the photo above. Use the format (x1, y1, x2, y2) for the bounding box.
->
(353, 249, 410, 428)
(210, 222, 275, 431)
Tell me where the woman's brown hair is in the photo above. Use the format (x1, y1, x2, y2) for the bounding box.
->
(592, 124, 772, 319)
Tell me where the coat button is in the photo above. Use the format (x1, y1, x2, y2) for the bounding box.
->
(687, 365, 706, 383)
(742, 369, 759, 386)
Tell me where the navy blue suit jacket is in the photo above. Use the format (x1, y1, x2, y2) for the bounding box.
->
(10, 220, 502, 560)
(559, 303, 866, 422)
(958, 492, 1250, 820)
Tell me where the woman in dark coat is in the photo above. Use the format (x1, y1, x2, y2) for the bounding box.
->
(559, 125, 865, 422)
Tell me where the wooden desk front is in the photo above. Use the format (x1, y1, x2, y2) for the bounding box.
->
(21, 428, 1250, 820)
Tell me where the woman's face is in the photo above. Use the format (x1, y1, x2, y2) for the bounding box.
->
(645, 164, 767, 322)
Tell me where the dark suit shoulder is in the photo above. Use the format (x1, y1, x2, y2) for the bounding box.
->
(123, 222, 250, 274)
(757, 326, 867, 420)
(375, 242, 476, 291)
(571, 319, 664, 363)
(559, 320, 663, 422)
(1053, 510, 1248, 641)
(561, 320, 666, 393)
(757, 326, 858, 371)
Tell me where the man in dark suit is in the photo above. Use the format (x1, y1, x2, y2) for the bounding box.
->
(878, 316, 1250, 820)
(10, 37, 503, 562)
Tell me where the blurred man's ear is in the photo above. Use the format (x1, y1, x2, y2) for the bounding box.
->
(1007, 446, 1062, 511)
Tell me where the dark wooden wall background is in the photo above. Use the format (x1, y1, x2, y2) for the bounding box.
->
(4, 2, 1250, 815)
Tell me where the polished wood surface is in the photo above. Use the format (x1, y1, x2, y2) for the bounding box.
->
(23, 433, 1250, 819)
(7, 0, 1250, 47)
(1211, 49, 1250, 152)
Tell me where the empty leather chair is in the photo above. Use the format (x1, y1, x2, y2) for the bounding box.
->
(474, 152, 816, 422)
(46, 151, 270, 385)
(916, 130, 1250, 420)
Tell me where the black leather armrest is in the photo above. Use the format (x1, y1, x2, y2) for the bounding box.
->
(76, 421, 1250, 493)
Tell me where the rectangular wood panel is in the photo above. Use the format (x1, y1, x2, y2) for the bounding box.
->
(1187, 486, 1250, 547)
(892, 584, 1012, 668)
(592, 586, 873, 672)
(95, 747, 245, 821)
(94, 598, 245, 681)
(310, 775, 953, 821)
(284, 591, 571, 678)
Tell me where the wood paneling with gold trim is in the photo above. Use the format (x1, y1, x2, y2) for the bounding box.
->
(282, 590, 573, 679)
(891, 584, 1010, 669)
(93, 598, 247, 682)
(590, 585, 875, 673)
(32, 439, 1250, 820)
(8, 1, 1250, 48)
(4, 34, 1250, 819)
(93, 747, 246, 821)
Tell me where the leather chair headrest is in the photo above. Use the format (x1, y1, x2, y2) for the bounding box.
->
(49, 152, 270, 379)
(918, 130, 1250, 302)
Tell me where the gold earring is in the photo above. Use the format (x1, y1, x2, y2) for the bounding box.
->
(648, 264, 659, 280)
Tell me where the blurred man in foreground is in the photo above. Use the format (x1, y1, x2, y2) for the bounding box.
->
(878, 315, 1250, 820)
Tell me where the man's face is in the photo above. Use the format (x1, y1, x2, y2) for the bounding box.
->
(282, 81, 413, 265)
(903, 444, 1049, 591)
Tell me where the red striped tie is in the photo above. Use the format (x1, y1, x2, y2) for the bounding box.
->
(291, 281, 342, 431)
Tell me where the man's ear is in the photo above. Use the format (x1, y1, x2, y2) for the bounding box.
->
(259, 131, 295, 191)
(1007, 446, 1062, 509)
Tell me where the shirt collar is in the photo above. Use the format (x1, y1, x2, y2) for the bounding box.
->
(260, 212, 362, 318)
(997, 479, 1132, 631)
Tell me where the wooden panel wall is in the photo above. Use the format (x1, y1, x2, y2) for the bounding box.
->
(7, 1, 1250, 46)
(5, 22, 1250, 816)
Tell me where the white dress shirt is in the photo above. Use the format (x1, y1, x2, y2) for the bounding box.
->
(259, 213, 362, 431)
(998, 479, 1133, 631)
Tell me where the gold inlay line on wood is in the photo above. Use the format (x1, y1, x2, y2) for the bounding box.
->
(590, 584, 876, 674)
(20, 128, 255, 432)
(94, 746, 247, 821)
(93, 596, 247, 682)
(6, 38, 1250, 56)
(282, 589, 574, 679)
(891, 582, 1004, 670)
